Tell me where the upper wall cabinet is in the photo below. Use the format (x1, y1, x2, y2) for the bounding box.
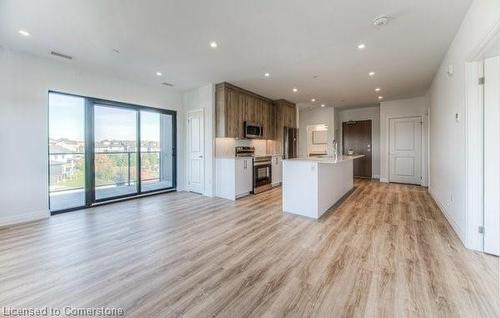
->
(215, 83, 239, 138)
(274, 99, 297, 129)
(273, 99, 297, 149)
(216, 82, 277, 139)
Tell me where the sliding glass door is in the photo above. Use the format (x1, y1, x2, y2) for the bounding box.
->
(48, 92, 176, 213)
(140, 110, 174, 192)
(94, 105, 138, 201)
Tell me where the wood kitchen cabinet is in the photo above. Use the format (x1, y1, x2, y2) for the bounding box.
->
(265, 100, 276, 139)
(273, 99, 297, 153)
(216, 82, 276, 139)
(216, 84, 241, 138)
(274, 99, 297, 129)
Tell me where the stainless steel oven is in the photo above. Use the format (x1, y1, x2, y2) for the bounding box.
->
(244, 122, 263, 139)
(253, 156, 272, 193)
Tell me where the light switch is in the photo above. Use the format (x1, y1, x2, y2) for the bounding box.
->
(447, 64, 454, 76)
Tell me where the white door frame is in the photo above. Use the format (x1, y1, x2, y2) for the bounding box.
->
(464, 20, 500, 252)
(483, 56, 500, 255)
(387, 115, 423, 185)
(306, 124, 328, 157)
(461, 15, 500, 297)
(186, 109, 205, 194)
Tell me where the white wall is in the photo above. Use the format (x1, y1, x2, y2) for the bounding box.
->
(182, 84, 216, 197)
(0, 49, 183, 226)
(298, 107, 335, 158)
(427, 0, 500, 246)
(380, 97, 429, 186)
(335, 106, 380, 178)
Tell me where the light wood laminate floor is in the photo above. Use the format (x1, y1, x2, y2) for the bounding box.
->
(0, 179, 498, 317)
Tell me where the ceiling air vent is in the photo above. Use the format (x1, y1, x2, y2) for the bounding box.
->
(162, 82, 174, 87)
(50, 51, 73, 60)
(373, 16, 390, 28)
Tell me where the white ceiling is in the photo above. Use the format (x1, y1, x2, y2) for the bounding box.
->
(0, 0, 471, 108)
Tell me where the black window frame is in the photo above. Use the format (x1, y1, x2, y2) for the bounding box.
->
(48, 90, 177, 214)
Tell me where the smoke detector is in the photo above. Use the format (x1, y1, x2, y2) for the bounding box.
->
(373, 16, 390, 27)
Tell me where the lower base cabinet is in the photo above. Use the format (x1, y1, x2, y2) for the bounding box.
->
(216, 158, 253, 200)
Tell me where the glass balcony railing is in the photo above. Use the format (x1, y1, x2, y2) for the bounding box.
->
(49, 151, 172, 211)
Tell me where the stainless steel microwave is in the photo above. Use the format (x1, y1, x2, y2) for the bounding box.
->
(244, 122, 263, 139)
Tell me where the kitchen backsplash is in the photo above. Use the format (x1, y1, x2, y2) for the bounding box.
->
(215, 138, 278, 157)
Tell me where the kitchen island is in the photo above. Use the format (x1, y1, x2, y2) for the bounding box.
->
(282, 155, 364, 219)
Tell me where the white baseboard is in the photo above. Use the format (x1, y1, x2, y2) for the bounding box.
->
(0, 209, 49, 228)
(372, 174, 380, 179)
(379, 177, 389, 183)
(428, 188, 466, 245)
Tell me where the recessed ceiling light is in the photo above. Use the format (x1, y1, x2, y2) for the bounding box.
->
(18, 30, 30, 37)
(156, 72, 162, 76)
(369, 71, 375, 77)
(321, 104, 325, 107)
(210, 41, 218, 48)
(311, 98, 316, 102)
(375, 88, 381, 92)
(357, 43, 366, 50)
(292, 88, 298, 93)
(378, 96, 384, 100)
(264, 72, 270, 77)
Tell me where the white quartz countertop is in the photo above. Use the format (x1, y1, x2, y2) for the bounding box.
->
(283, 155, 364, 164)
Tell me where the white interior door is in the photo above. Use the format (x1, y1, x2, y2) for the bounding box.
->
(187, 110, 204, 194)
(389, 117, 422, 185)
(483, 56, 500, 255)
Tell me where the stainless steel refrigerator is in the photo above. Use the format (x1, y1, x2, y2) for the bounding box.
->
(283, 127, 298, 159)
